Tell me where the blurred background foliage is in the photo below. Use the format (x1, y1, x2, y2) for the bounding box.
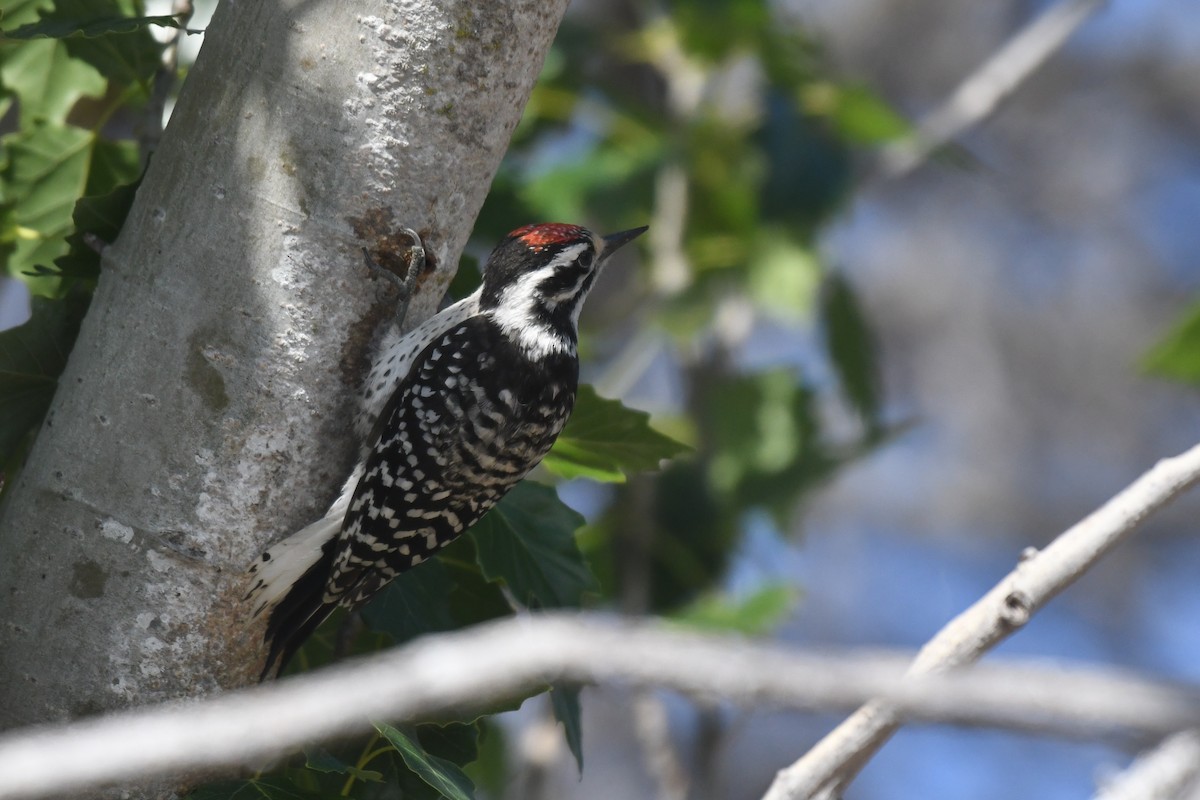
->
(3, 0, 1199, 798)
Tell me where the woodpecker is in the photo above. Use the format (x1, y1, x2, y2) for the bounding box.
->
(246, 222, 647, 677)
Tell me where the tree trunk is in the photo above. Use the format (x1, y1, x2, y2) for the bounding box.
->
(0, 0, 565, 747)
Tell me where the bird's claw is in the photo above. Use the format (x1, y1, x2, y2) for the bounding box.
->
(363, 228, 424, 306)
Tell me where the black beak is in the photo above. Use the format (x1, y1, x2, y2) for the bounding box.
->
(600, 226, 648, 258)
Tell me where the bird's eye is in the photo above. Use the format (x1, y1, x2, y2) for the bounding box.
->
(576, 250, 594, 269)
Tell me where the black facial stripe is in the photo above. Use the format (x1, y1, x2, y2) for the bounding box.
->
(538, 264, 591, 300)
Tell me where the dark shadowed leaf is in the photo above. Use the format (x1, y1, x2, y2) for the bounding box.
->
(543, 384, 689, 482)
(447, 252, 481, 300)
(361, 559, 453, 645)
(470, 482, 595, 608)
(550, 685, 584, 773)
(303, 747, 383, 783)
(418, 722, 480, 766)
(822, 273, 881, 429)
(442, 545, 513, 628)
(42, 175, 139, 281)
(0, 290, 88, 464)
(13, 0, 166, 87)
(3, 13, 187, 40)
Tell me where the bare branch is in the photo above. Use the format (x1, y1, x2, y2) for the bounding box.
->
(762, 440, 1200, 800)
(1094, 731, 1200, 800)
(634, 691, 691, 800)
(878, 0, 1106, 179)
(1, 614, 1199, 800)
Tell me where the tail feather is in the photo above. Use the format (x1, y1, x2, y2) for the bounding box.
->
(246, 513, 342, 679)
(245, 514, 340, 616)
(261, 569, 338, 680)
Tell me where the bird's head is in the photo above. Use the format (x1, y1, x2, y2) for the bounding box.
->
(480, 222, 647, 356)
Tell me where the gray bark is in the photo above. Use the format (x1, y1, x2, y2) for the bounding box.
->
(0, 0, 566, 744)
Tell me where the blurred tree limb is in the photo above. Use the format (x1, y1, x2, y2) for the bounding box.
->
(1, 610, 1200, 799)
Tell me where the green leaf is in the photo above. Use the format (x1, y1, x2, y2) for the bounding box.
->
(375, 722, 476, 800)
(0, 37, 106, 125)
(0, 290, 88, 465)
(804, 82, 911, 145)
(542, 385, 689, 482)
(53, 0, 164, 86)
(303, 747, 351, 773)
(520, 138, 662, 223)
(673, 583, 800, 635)
(1143, 301, 1200, 384)
(550, 685, 584, 773)
(417, 722, 479, 766)
(0, 122, 92, 286)
(686, 117, 763, 243)
(303, 747, 384, 783)
(44, 170, 140, 281)
(470, 482, 596, 608)
(707, 369, 815, 493)
(441, 540, 513, 628)
(704, 369, 843, 523)
(82, 136, 140, 196)
(361, 559, 454, 645)
(0, 0, 53, 34)
(3, 13, 187, 39)
(745, 232, 821, 322)
(463, 722, 508, 798)
(0, 124, 140, 291)
(822, 273, 881, 428)
(670, 0, 772, 59)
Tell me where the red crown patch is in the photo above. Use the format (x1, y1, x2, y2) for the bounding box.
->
(509, 223, 588, 252)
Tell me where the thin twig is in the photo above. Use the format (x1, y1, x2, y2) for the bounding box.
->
(140, 0, 195, 165)
(762, 441, 1200, 800)
(633, 691, 690, 800)
(876, 0, 1106, 179)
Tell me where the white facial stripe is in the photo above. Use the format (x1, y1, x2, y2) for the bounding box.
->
(488, 241, 595, 358)
(549, 242, 588, 271)
(490, 265, 574, 359)
(568, 274, 594, 327)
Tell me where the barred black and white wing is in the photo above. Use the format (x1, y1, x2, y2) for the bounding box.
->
(257, 316, 577, 676)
